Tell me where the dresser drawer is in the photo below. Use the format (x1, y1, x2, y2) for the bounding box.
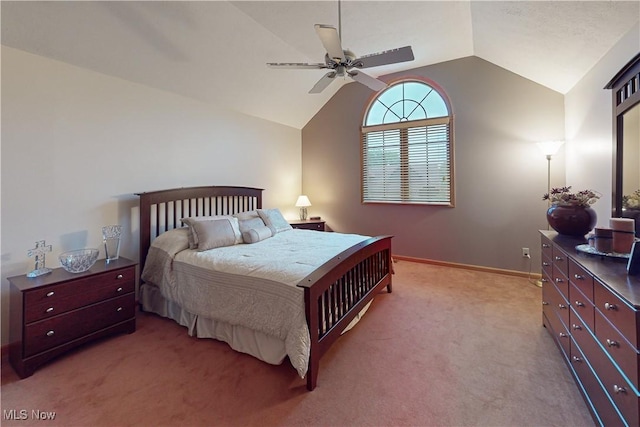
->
(24, 266, 135, 307)
(544, 308, 571, 358)
(570, 338, 628, 427)
(25, 277, 135, 323)
(586, 326, 640, 426)
(552, 264, 569, 302)
(570, 282, 595, 331)
(568, 259, 594, 302)
(552, 245, 569, 276)
(595, 309, 640, 389)
(541, 236, 553, 260)
(543, 279, 570, 329)
(594, 279, 639, 348)
(541, 252, 552, 281)
(24, 293, 135, 357)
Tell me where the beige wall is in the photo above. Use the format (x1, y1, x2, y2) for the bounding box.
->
(1, 47, 302, 346)
(565, 23, 640, 225)
(302, 56, 565, 272)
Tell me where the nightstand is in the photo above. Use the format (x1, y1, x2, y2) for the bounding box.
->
(8, 257, 137, 378)
(289, 219, 326, 231)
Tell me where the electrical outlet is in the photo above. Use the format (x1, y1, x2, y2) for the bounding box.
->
(522, 247, 530, 258)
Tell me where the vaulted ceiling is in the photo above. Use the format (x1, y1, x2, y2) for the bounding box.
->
(2, 1, 638, 129)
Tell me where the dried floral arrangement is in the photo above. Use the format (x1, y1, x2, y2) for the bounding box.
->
(623, 189, 640, 210)
(543, 186, 600, 208)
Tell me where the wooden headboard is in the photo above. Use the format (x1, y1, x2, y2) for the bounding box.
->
(136, 186, 263, 274)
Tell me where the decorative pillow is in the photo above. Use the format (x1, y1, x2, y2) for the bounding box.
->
(242, 225, 273, 244)
(234, 210, 266, 235)
(257, 209, 293, 235)
(181, 216, 242, 249)
(191, 218, 240, 251)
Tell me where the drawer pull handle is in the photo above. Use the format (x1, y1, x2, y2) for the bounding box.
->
(559, 332, 568, 338)
(542, 243, 550, 248)
(542, 301, 549, 306)
(555, 256, 563, 261)
(555, 278, 563, 283)
(573, 274, 584, 280)
(572, 324, 582, 330)
(116, 287, 123, 293)
(542, 262, 550, 267)
(558, 304, 567, 309)
(46, 330, 54, 337)
(116, 274, 123, 279)
(45, 307, 54, 313)
(606, 339, 619, 348)
(571, 356, 582, 363)
(604, 302, 617, 311)
(541, 278, 548, 283)
(575, 301, 585, 307)
(116, 307, 123, 312)
(46, 291, 55, 297)
(613, 385, 626, 394)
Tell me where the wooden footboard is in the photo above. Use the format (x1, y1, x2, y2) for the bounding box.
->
(297, 235, 393, 391)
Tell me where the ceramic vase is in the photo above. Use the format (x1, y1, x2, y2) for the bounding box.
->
(547, 204, 597, 237)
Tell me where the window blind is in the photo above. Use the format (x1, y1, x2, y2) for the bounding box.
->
(362, 117, 452, 204)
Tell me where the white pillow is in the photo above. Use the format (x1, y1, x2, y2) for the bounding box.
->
(234, 210, 266, 234)
(257, 209, 293, 235)
(191, 218, 240, 251)
(181, 216, 242, 249)
(242, 225, 273, 244)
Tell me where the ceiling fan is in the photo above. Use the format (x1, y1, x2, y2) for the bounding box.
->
(267, 1, 414, 94)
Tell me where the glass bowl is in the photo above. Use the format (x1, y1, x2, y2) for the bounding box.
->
(59, 249, 99, 273)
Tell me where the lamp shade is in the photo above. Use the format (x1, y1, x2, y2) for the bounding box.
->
(536, 140, 565, 156)
(295, 195, 312, 207)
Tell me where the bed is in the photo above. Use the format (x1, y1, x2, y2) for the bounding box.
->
(136, 186, 393, 390)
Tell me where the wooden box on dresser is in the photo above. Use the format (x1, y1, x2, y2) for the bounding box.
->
(8, 257, 137, 378)
(541, 231, 640, 426)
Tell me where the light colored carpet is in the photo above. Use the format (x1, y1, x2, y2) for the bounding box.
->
(0, 261, 594, 426)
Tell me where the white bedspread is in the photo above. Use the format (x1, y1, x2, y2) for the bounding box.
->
(141, 228, 369, 378)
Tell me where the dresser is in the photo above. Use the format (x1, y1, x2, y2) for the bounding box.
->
(8, 257, 137, 378)
(541, 231, 640, 426)
(289, 219, 326, 231)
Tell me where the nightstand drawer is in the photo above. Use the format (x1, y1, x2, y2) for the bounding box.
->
(24, 293, 135, 357)
(25, 278, 135, 323)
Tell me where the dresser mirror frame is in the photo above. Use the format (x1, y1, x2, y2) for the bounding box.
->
(605, 52, 640, 236)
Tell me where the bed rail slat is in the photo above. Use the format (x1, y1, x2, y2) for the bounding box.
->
(298, 235, 393, 390)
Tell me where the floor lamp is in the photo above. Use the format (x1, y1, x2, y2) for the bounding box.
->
(537, 140, 565, 200)
(537, 140, 565, 229)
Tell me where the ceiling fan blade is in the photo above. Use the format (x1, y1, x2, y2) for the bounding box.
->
(267, 62, 328, 70)
(355, 46, 414, 69)
(314, 24, 345, 62)
(348, 70, 388, 92)
(309, 71, 337, 94)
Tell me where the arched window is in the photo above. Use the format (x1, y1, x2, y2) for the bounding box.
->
(361, 78, 454, 205)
